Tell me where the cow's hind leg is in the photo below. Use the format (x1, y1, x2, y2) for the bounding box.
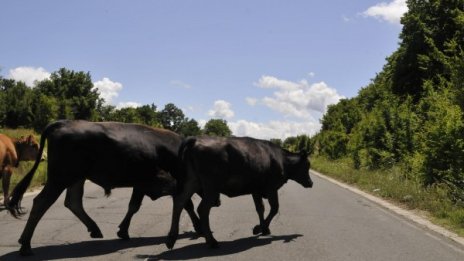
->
(1, 167, 12, 206)
(184, 198, 202, 235)
(117, 188, 144, 240)
(18, 183, 65, 256)
(64, 179, 103, 238)
(197, 192, 220, 248)
(166, 177, 199, 249)
(252, 193, 270, 235)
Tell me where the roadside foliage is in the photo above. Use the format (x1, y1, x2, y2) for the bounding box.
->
(314, 0, 464, 207)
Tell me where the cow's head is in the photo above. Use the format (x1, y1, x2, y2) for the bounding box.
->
(144, 169, 177, 200)
(16, 135, 40, 161)
(286, 150, 313, 188)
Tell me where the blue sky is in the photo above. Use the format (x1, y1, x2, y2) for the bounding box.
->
(1, 0, 407, 139)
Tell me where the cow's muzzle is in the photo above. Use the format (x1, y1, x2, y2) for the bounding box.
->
(303, 180, 313, 188)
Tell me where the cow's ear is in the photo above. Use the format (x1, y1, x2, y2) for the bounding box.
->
(26, 135, 34, 144)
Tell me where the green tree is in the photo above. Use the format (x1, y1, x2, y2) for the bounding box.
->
(158, 103, 185, 132)
(111, 107, 142, 123)
(35, 68, 99, 120)
(203, 119, 231, 137)
(0, 80, 34, 128)
(390, 0, 464, 99)
(418, 90, 464, 194)
(317, 131, 349, 160)
(95, 104, 116, 122)
(270, 138, 283, 147)
(315, 0, 464, 200)
(0, 77, 6, 125)
(282, 136, 297, 151)
(179, 118, 201, 136)
(321, 98, 361, 134)
(30, 91, 58, 132)
(296, 134, 312, 154)
(136, 104, 160, 126)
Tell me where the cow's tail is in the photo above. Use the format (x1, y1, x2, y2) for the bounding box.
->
(8, 121, 65, 218)
(178, 137, 197, 163)
(175, 137, 197, 192)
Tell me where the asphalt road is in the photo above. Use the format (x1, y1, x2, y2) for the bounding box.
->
(1, 172, 464, 261)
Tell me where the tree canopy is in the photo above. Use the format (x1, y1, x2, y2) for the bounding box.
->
(1, 68, 207, 138)
(315, 0, 464, 201)
(203, 119, 232, 137)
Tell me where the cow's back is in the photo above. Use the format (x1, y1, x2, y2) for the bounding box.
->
(46, 121, 182, 189)
(186, 136, 285, 197)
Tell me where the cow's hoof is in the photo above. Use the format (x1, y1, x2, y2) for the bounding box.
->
(117, 230, 130, 240)
(207, 238, 219, 249)
(252, 225, 270, 235)
(252, 225, 261, 235)
(90, 230, 103, 238)
(19, 245, 33, 256)
(261, 227, 271, 236)
(193, 223, 203, 236)
(166, 233, 177, 249)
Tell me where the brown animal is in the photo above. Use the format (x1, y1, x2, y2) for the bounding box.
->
(0, 134, 40, 206)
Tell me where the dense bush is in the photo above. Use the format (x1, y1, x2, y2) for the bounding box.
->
(315, 0, 464, 202)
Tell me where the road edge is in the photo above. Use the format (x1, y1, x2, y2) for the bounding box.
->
(310, 169, 464, 248)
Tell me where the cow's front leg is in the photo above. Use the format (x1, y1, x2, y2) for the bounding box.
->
(252, 193, 269, 235)
(118, 188, 144, 240)
(261, 191, 279, 235)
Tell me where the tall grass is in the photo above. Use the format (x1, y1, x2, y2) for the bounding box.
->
(0, 129, 47, 196)
(311, 155, 464, 237)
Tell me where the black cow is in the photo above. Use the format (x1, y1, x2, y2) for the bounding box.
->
(166, 136, 313, 249)
(8, 120, 201, 256)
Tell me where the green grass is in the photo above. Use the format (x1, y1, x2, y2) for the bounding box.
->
(311, 155, 464, 237)
(0, 128, 47, 197)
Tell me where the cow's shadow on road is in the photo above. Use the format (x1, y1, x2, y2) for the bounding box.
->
(0, 232, 199, 261)
(0, 233, 302, 261)
(137, 234, 303, 260)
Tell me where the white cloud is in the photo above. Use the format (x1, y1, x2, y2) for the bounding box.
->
(254, 75, 300, 90)
(208, 100, 235, 119)
(363, 0, 408, 24)
(170, 80, 191, 89)
(229, 120, 320, 140)
(342, 15, 352, 23)
(246, 97, 258, 106)
(255, 75, 344, 119)
(8, 66, 50, 87)
(93, 77, 123, 104)
(117, 101, 141, 109)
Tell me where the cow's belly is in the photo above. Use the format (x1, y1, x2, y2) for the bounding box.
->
(220, 176, 258, 197)
(222, 189, 252, 197)
(86, 167, 155, 188)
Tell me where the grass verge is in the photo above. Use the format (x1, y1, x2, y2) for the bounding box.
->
(311, 155, 464, 237)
